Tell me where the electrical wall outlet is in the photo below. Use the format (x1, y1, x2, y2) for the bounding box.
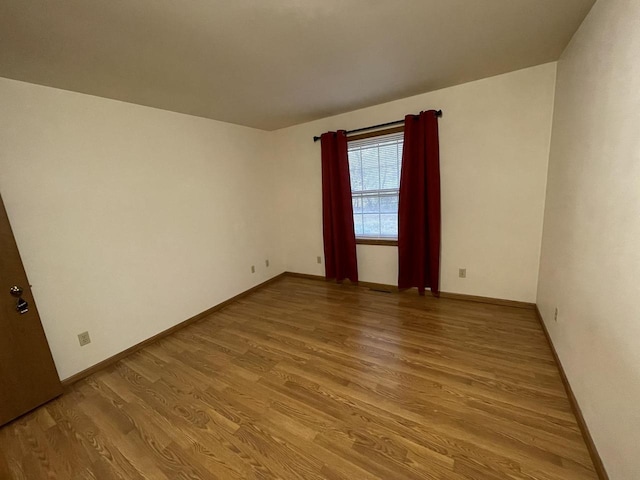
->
(554, 308, 559, 322)
(265, 259, 269, 267)
(78, 331, 91, 347)
(251, 265, 255, 273)
(459, 268, 466, 278)
(317, 256, 322, 264)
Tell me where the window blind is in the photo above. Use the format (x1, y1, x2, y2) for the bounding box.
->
(348, 131, 404, 239)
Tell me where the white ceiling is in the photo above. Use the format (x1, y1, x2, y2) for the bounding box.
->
(0, 0, 595, 130)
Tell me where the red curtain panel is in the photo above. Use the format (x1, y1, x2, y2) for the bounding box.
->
(321, 131, 359, 283)
(398, 111, 441, 295)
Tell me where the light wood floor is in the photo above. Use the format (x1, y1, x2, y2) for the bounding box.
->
(0, 276, 598, 479)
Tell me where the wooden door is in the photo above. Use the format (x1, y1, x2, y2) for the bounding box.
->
(0, 193, 62, 426)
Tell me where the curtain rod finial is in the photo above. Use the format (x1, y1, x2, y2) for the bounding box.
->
(313, 136, 321, 142)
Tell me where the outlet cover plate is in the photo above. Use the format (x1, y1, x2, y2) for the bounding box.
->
(78, 331, 91, 347)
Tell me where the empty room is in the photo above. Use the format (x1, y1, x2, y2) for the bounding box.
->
(0, 0, 637, 478)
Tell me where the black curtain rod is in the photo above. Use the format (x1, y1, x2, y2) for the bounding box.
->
(313, 109, 442, 142)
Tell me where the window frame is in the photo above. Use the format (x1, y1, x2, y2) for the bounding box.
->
(348, 125, 404, 247)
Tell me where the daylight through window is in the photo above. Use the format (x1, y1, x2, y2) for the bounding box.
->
(348, 131, 403, 239)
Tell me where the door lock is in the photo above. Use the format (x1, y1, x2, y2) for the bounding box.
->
(9, 286, 23, 297)
(9, 286, 28, 314)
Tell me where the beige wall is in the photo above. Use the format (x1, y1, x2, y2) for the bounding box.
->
(0, 78, 283, 380)
(537, 0, 640, 477)
(274, 63, 557, 302)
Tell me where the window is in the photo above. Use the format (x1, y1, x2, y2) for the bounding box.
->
(348, 128, 403, 244)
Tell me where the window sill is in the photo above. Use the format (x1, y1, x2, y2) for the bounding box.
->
(356, 238, 398, 246)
